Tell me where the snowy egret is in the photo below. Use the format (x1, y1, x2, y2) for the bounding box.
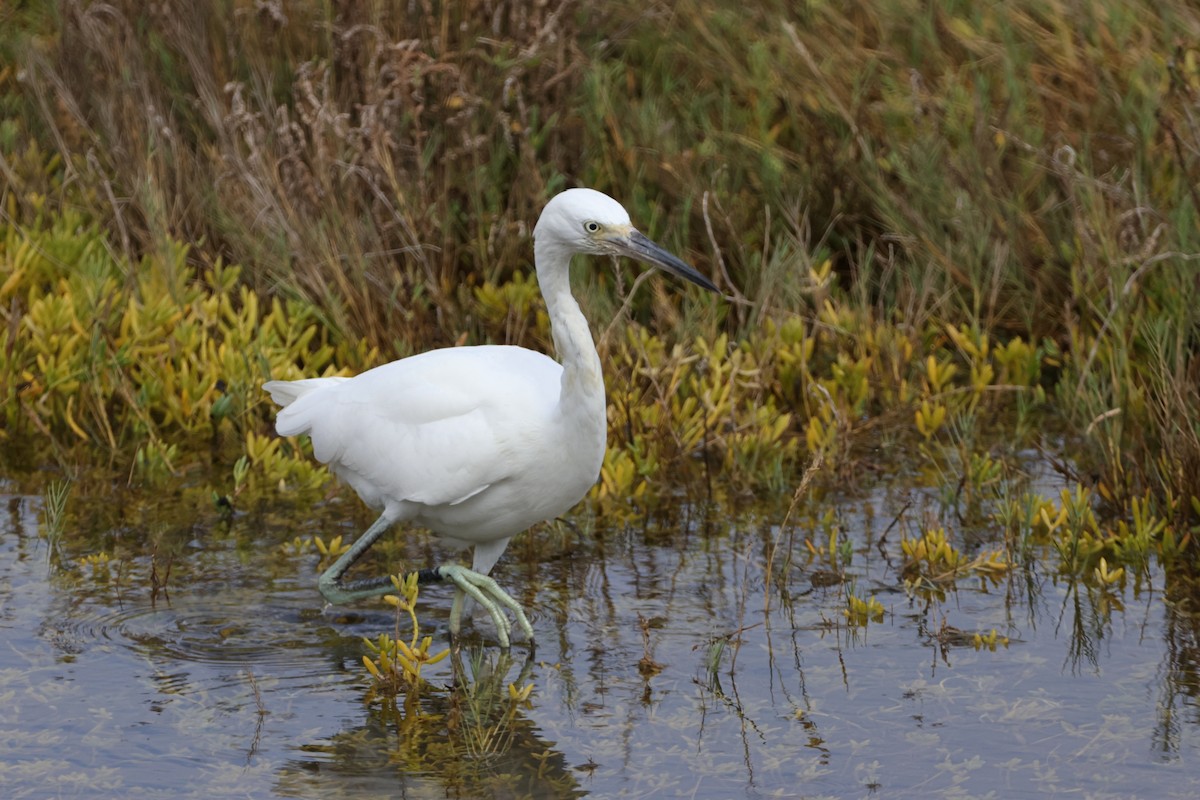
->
(264, 188, 717, 647)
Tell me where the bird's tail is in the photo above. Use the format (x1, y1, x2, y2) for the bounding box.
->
(262, 378, 347, 408)
(263, 377, 352, 439)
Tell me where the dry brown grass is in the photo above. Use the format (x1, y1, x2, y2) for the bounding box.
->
(5, 0, 1200, 526)
(22, 0, 599, 348)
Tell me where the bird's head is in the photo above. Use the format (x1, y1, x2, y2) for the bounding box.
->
(534, 188, 718, 292)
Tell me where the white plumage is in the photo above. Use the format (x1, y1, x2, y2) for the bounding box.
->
(264, 188, 716, 646)
(266, 345, 600, 574)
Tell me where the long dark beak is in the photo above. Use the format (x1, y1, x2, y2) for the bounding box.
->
(612, 229, 718, 293)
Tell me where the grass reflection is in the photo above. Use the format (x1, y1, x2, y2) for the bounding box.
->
(278, 647, 580, 800)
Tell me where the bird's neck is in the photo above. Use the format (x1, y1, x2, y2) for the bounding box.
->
(535, 241, 606, 419)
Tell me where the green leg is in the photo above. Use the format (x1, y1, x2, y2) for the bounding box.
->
(317, 514, 535, 649)
(317, 514, 397, 604)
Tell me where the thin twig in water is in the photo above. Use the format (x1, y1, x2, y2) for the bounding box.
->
(245, 667, 269, 765)
(764, 451, 825, 615)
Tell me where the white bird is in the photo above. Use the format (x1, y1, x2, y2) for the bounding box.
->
(264, 188, 717, 647)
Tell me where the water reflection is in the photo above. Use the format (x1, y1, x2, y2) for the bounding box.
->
(1156, 567, 1200, 759)
(0, 466, 1199, 798)
(276, 649, 583, 799)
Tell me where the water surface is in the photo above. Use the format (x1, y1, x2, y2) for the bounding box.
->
(1, 461, 1198, 798)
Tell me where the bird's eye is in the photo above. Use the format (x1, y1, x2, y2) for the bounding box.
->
(583, 221, 602, 234)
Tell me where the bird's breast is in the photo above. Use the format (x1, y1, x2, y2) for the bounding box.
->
(412, 398, 606, 544)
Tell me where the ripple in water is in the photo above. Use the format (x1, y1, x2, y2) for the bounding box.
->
(39, 587, 373, 669)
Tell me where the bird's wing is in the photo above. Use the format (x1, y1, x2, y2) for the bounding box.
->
(272, 346, 562, 509)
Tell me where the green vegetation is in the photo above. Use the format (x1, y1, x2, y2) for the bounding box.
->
(2, 0, 1198, 620)
(361, 573, 451, 701)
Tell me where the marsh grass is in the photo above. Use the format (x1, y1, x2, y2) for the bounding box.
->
(0, 0, 1197, 579)
(40, 477, 70, 565)
(361, 573, 451, 702)
(11, 0, 591, 349)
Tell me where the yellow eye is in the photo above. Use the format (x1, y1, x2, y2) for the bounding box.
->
(583, 221, 602, 234)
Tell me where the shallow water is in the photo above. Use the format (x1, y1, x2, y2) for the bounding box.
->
(1, 460, 1198, 799)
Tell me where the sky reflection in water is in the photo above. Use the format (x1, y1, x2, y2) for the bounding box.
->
(0, 467, 1198, 799)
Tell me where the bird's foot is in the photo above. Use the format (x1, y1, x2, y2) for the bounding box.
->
(438, 565, 534, 649)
